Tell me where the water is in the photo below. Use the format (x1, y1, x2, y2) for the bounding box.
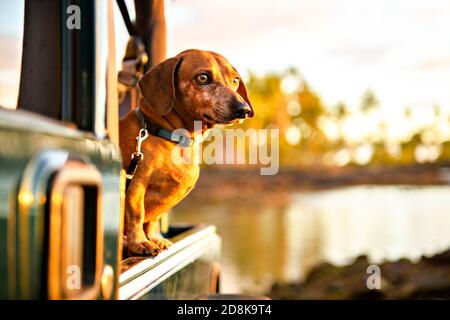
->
(172, 185, 450, 295)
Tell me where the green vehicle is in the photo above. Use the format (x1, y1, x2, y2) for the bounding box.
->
(0, 0, 221, 300)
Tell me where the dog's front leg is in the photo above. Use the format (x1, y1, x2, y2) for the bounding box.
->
(144, 220, 173, 250)
(125, 180, 161, 256)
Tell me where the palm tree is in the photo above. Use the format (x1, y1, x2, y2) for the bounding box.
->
(335, 102, 349, 145)
(360, 90, 379, 114)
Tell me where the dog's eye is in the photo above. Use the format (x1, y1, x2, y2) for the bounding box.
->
(195, 73, 211, 85)
(232, 77, 240, 87)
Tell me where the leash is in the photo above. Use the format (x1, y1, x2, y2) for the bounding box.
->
(125, 107, 193, 191)
(125, 127, 149, 190)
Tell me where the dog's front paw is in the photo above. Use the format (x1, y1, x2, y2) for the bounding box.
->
(149, 235, 173, 250)
(128, 239, 161, 256)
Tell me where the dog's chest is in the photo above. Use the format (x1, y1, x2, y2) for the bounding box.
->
(155, 158, 200, 199)
(169, 163, 199, 193)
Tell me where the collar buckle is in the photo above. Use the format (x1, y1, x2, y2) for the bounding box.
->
(135, 107, 193, 147)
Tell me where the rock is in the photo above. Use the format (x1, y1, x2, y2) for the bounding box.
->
(269, 248, 450, 299)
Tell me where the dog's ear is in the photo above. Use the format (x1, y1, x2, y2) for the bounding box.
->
(233, 67, 254, 118)
(138, 57, 183, 115)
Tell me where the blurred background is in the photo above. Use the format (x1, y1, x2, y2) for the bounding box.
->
(2, 0, 450, 299)
(163, 0, 450, 298)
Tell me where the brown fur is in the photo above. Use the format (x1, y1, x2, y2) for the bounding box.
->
(119, 49, 253, 256)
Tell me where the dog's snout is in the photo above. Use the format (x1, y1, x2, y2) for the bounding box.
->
(233, 101, 252, 119)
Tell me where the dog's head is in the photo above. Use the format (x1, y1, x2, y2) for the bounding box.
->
(138, 49, 253, 127)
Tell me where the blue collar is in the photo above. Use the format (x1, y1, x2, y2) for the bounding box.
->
(135, 107, 193, 147)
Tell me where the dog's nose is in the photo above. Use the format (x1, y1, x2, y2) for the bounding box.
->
(234, 101, 252, 119)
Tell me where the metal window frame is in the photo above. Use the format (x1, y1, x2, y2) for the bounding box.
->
(47, 160, 104, 300)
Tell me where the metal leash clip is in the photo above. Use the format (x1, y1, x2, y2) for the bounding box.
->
(133, 128, 149, 159)
(125, 128, 149, 184)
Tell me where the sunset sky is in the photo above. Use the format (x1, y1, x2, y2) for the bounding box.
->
(0, 0, 23, 109)
(1, 0, 450, 143)
(165, 0, 450, 142)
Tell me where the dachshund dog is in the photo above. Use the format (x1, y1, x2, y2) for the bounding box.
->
(119, 49, 253, 256)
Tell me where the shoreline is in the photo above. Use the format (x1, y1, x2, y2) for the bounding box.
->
(184, 164, 449, 204)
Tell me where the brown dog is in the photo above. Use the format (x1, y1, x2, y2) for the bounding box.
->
(119, 49, 253, 256)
